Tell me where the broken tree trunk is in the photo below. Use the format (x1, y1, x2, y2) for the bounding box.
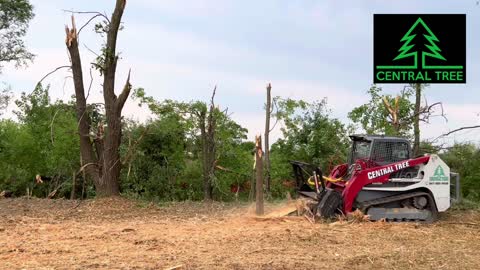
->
(382, 96, 401, 134)
(201, 87, 217, 200)
(65, 0, 131, 197)
(264, 83, 271, 193)
(255, 135, 264, 215)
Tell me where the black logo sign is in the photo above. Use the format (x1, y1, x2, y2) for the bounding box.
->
(374, 14, 466, 84)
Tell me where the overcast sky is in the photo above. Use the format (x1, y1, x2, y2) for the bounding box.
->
(2, 0, 480, 145)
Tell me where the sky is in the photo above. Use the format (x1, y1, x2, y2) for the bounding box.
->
(2, 0, 480, 145)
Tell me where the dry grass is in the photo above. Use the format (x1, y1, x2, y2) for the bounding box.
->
(0, 197, 479, 269)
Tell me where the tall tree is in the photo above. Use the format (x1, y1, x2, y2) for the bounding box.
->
(0, 0, 34, 71)
(264, 83, 272, 193)
(65, 0, 131, 196)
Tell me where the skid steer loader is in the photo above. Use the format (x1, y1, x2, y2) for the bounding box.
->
(291, 134, 451, 222)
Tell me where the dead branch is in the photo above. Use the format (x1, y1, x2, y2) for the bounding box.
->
(49, 109, 61, 145)
(303, 206, 315, 224)
(210, 85, 217, 105)
(417, 101, 447, 124)
(37, 65, 71, 86)
(62, 75, 72, 97)
(269, 99, 280, 132)
(76, 163, 99, 176)
(62, 9, 110, 24)
(121, 125, 150, 165)
(433, 125, 480, 142)
(86, 68, 93, 101)
(78, 13, 104, 36)
(383, 93, 447, 131)
(83, 44, 100, 57)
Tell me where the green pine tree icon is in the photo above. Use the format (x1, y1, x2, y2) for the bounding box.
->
(393, 18, 445, 68)
(434, 165, 445, 177)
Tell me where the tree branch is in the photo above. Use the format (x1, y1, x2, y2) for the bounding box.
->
(433, 125, 480, 142)
(62, 9, 110, 24)
(116, 69, 131, 109)
(83, 44, 100, 57)
(49, 109, 61, 145)
(269, 98, 279, 132)
(121, 125, 149, 165)
(36, 65, 71, 86)
(210, 85, 217, 106)
(103, 0, 127, 101)
(78, 13, 103, 36)
(86, 68, 94, 101)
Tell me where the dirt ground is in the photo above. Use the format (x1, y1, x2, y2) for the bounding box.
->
(0, 198, 479, 270)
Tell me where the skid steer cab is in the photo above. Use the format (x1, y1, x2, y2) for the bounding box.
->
(291, 134, 450, 222)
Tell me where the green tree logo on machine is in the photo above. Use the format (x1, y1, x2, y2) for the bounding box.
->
(429, 165, 448, 182)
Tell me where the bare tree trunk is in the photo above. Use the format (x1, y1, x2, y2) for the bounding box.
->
(65, 0, 131, 197)
(201, 87, 217, 200)
(413, 83, 421, 156)
(264, 83, 271, 193)
(66, 17, 101, 185)
(255, 135, 264, 216)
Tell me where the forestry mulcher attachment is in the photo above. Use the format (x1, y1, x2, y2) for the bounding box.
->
(291, 135, 450, 222)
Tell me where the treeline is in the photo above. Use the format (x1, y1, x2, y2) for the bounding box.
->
(0, 84, 479, 202)
(0, 85, 350, 201)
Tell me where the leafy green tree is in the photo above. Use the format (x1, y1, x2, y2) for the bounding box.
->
(440, 143, 480, 201)
(418, 140, 440, 155)
(0, 119, 36, 194)
(0, 0, 35, 71)
(270, 98, 350, 196)
(121, 115, 190, 200)
(0, 85, 79, 197)
(348, 85, 415, 136)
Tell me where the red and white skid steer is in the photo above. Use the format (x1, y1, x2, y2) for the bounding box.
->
(291, 134, 451, 222)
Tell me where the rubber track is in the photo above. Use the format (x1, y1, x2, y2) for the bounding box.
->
(359, 191, 438, 222)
